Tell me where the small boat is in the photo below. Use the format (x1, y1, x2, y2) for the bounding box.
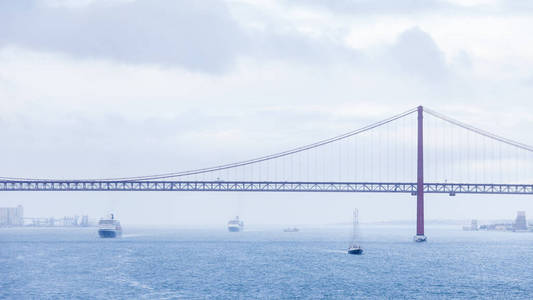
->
(347, 209, 363, 255)
(98, 213, 122, 238)
(227, 216, 244, 232)
(348, 245, 363, 255)
(413, 235, 427, 242)
(283, 227, 299, 232)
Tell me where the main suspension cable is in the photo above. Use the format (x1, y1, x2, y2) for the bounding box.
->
(424, 108, 533, 152)
(0, 107, 418, 182)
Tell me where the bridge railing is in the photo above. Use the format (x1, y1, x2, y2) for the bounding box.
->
(1, 180, 532, 194)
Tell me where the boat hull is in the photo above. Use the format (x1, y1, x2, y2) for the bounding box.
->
(227, 226, 242, 232)
(348, 248, 363, 255)
(413, 235, 427, 242)
(98, 229, 122, 238)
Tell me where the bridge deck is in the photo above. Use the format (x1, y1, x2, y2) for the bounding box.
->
(1, 181, 532, 194)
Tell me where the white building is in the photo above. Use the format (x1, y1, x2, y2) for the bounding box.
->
(514, 211, 527, 231)
(0, 205, 24, 226)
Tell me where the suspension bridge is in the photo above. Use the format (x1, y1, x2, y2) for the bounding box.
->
(2, 106, 532, 241)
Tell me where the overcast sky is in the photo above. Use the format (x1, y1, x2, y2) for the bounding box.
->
(1, 0, 533, 227)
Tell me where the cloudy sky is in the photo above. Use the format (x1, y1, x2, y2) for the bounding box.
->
(1, 0, 533, 227)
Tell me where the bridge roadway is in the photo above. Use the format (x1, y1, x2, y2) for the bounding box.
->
(1, 180, 532, 194)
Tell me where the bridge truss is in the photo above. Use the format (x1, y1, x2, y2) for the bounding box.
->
(2, 180, 532, 194)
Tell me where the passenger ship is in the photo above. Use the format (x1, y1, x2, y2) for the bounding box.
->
(98, 213, 122, 238)
(227, 216, 244, 232)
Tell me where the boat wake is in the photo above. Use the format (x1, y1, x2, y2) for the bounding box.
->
(121, 234, 147, 238)
(323, 249, 347, 254)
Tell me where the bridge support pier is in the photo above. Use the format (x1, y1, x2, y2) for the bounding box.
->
(414, 105, 427, 242)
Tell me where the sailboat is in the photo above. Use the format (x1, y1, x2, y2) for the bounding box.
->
(348, 209, 363, 255)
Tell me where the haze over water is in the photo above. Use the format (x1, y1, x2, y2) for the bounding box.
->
(2, 0, 533, 299)
(2, 225, 533, 299)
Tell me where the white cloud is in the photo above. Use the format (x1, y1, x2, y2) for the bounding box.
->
(0, 0, 248, 72)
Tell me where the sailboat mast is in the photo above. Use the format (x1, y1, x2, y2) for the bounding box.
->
(352, 208, 358, 241)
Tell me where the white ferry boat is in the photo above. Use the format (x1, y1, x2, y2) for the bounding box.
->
(227, 216, 244, 232)
(98, 213, 122, 238)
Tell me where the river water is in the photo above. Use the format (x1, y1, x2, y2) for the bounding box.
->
(2, 225, 533, 299)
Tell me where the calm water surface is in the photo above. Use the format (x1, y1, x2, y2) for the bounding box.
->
(2, 225, 533, 299)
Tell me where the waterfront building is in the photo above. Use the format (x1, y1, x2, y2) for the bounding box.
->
(80, 215, 89, 226)
(513, 211, 527, 231)
(0, 205, 24, 226)
(463, 219, 478, 231)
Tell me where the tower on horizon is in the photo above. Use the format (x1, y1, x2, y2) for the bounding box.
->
(513, 211, 527, 231)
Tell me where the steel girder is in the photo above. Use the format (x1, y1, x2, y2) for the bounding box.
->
(0, 181, 532, 194)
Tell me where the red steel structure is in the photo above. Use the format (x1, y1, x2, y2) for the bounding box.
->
(415, 106, 427, 242)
